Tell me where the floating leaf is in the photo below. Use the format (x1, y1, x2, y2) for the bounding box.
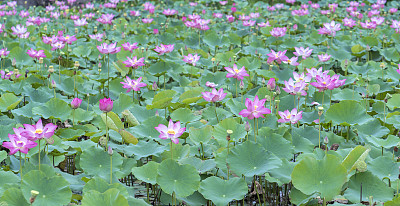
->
(32, 98, 72, 121)
(81, 188, 129, 206)
(0, 188, 29, 206)
(325, 100, 373, 126)
(199, 177, 247, 206)
(341, 145, 369, 172)
(0, 93, 22, 112)
(189, 125, 212, 145)
(132, 161, 160, 184)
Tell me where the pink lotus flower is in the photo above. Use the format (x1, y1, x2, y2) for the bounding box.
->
(142, 18, 153, 24)
(224, 64, 249, 80)
(293, 72, 312, 83)
(206, 81, 218, 88)
(278, 108, 303, 124)
(1, 70, 21, 80)
(318, 53, 331, 62)
(0, 48, 10, 57)
(155, 119, 186, 144)
(120, 76, 147, 93)
(122, 42, 138, 52)
(74, 18, 87, 26)
(322, 21, 341, 36)
(257, 22, 270, 27)
(51, 41, 65, 51)
(183, 53, 200, 66)
(270, 27, 287, 37)
(58, 35, 77, 44)
(306, 67, 328, 78)
(71, 98, 82, 109)
(202, 88, 227, 102)
(97, 13, 115, 25)
(21, 119, 57, 141)
(310, 73, 345, 92)
(294, 47, 313, 59)
(97, 42, 121, 54)
(89, 33, 104, 42)
(163, 9, 177, 16)
(130, 10, 141, 16)
(283, 56, 300, 66)
(267, 49, 289, 64)
(219, 1, 228, 5)
(123, 56, 145, 68)
(99, 98, 113, 113)
(2, 134, 37, 155)
(11, 24, 27, 37)
(282, 78, 307, 96)
(343, 17, 356, 27)
(154, 44, 174, 55)
(389, 8, 398, 14)
(243, 20, 256, 26)
(27, 48, 46, 60)
(239, 95, 271, 120)
(267, 78, 276, 91)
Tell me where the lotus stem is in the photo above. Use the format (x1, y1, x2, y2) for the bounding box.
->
(110, 154, 112, 184)
(254, 118, 257, 142)
(105, 112, 108, 151)
(214, 103, 219, 122)
(107, 54, 110, 97)
(19, 151, 22, 181)
(170, 139, 173, 160)
(73, 109, 75, 126)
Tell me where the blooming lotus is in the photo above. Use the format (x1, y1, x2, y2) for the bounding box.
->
(224, 64, 249, 80)
(74, 18, 88, 26)
(2, 134, 37, 155)
(97, 42, 121, 54)
(278, 108, 303, 124)
(155, 119, 186, 144)
(282, 78, 307, 96)
(202, 88, 227, 102)
(120, 76, 147, 93)
(122, 42, 138, 52)
(163, 9, 177, 16)
(183, 53, 200, 66)
(239, 95, 271, 120)
(0, 48, 10, 57)
(267, 49, 289, 64)
(154, 44, 174, 55)
(293, 47, 313, 59)
(293, 72, 312, 83)
(283, 56, 300, 66)
(206, 81, 218, 88)
(142, 18, 153, 24)
(21, 119, 57, 141)
(306, 67, 328, 78)
(322, 21, 341, 36)
(267, 78, 276, 91)
(270, 27, 287, 37)
(123, 56, 145, 68)
(89, 33, 104, 42)
(318, 53, 331, 62)
(27, 48, 46, 60)
(58, 35, 77, 44)
(310, 73, 345, 92)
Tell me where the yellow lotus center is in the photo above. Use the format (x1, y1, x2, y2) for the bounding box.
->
(275, 54, 278, 58)
(299, 77, 303, 80)
(287, 114, 291, 119)
(66, 36, 69, 39)
(254, 105, 258, 110)
(16, 141, 23, 144)
(189, 57, 193, 61)
(287, 59, 291, 63)
(323, 82, 327, 84)
(35, 129, 43, 134)
(32, 17, 35, 20)
(167, 130, 175, 135)
(234, 69, 239, 73)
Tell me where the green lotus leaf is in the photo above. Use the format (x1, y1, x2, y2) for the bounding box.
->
(132, 161, 159, 184)
(360, 36, 379, 47)
(199, 177, 247, 206)
(101, 111, 124, 132)
(380, 48, 400, 61)
(118, 129, 138, 145)
(179, 88, 203, 104)
(355, 119, 389, 139)
(344, 172, 394, 203)
(9, 46, 33, 66)
(146, 90, 177, 109)
(368, 156, 400, 182)
(12, 103, 41, 119)
(189, 125, 212, 145)
(291, 154, 347, 201)
(0, 188, 29, 206)
(81, 188, 129, 206)
(80, 146, 123, 183)
(328, 47, 352, 61)
(156, 159, 200, 198)
(258, 133, 294, 160)
(32, 98, 72, 121)
(225, 99, 247, 117)
(365, 135, 399, 149)
(227, 141, 282, 177)
(341, 145, 370, 172)
(289, 187, 318, 206)
(177, 191, 207, 206)
(127, 197, 151, 206)
(331, 88, 362, 101)
(72, 45, 92, 57)
(203, 30, 229, 48)
(180, 157, 216, 173)
(0, 171, 20, 196)
(0, 150, 7, 162)
(387, 94, 400, 110)
(385, 196, 400, 206)
(170, 108, 201, 123)
(122, 140, 167, 159)
(213, 118, 247, 146)
(112, 93, 133, 114)
(21, 170, 72, 206)
(0, 93, 22, 112)
(83, 177, 129, 197)
(291, 128, 315, 154)
(268, 159, 296, 186)
(161, 143, 190, 161)
(325, 100, 373, 126)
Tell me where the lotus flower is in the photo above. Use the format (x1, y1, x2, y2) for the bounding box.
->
(21, 119, 57, 141)
(120, 76, 147, 92)
(282, 78, 307, 96)
(183, 53, 200, 66)
(239, 95, 271, 119)
(202, 88, 227, 102)
(71, 98, 82, 109)
(2, 134, 37, 155)
(154, 44, 174, 55)
(224, 64, 249, 80)
(99, 98, 113, 112)
(278, 108, 303, 124)
(155, 119, 186, 144)
(123, 56, 145, 68)
(293, 47, 313, 59)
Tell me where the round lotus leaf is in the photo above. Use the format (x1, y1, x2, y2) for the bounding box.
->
(21, 170, 72, 206)
(325, 100, 373, 126)
(368, 156, 400, 182)
(81, 188, 129, 206)
(0, 188, 29, 206)
(199, 176, 248, 206)
(170, 108, 201, 123)
(83, 177, 129, 197)
(80, 146, 123, 183)
(227, 141, 282, 177)
(344, 171, 394, 203)
(132, 161, 160, 184)
(156, 159, 200, 198)
(291, 154, 347, 201)
(0, 171, 20, 196)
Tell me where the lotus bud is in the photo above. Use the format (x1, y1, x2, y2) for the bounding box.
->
(267, 78, 276, 91)
(155, 111, 159, 116)
(304, 86, 309, 91)
(245, 121, 250, 132)
(239, 80, 244, 90)
(25, 69, 29, 78)
(122, 109, 140, 126)
(99, 136, 107, 146)
(323, 136, 329, 145)
(152, 82, 158, 90)
(51, 80, 57, 88)
(39, 57, 43, 64)
(380, 62, 386, 69)
(276, 86, 281, 94)
(108, 146, 113, 155)
(46, 136, 54, 145)
(122, 32, 125, 39)
(71, 98, 82, 109)
(74, 61, 80, 68)
(94, 26, 98, 33)
(48, 65, 54, 73)
(265, 95, 271, 102)
(30, 190, 39, 204)
(44, 25, 47, 31)
(12, 58, 16, 67)
(318, 107, 324, 116)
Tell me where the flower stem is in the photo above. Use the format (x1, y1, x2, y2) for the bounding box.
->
(110, 153, 112, 184)
(105, 112, 108, 151)
(73, 109, 75, 126)
(107, 54, 110, 97)
(38, 139, 41, 171)
(254, 118, 257, 142)
(214, 103, 219, 122)
(170, 139, 173, 160)
(19, 151, 22, 181)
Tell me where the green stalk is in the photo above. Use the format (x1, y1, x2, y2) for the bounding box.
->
(214, 103, 219, 122)
(110, 153, 112, 184)
(105, 112, 109, 150)
(38, 139, 41, 171)
(107, 54, 110, 97)
(170, 139, 173, 160)
(19, 151, 22, 181)
(73, 109, 75, 126)
(254, 118, 257, 142)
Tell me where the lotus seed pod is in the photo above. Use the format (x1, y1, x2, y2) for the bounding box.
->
(227, 130, 233, 135)
(122, 109, 140, 126)
(99, 136, 107, 146)
(39, 57, 43, 64)
(355, 161, 367, 172)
